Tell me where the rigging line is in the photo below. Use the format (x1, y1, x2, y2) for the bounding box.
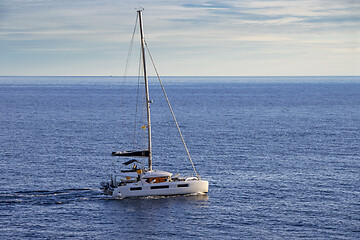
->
(145, 42, 199, 178)
(112, 14, 138, 152)
(123, 14, 138, 80)
(138, 47, 147, 150)
(117, 13, 139, 147)
(140, 62, 147, 150)
(132, 49, 142, 148)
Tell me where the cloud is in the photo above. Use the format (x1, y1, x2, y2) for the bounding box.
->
(178, 0, 360, 28)
(0, 0, 359, 76)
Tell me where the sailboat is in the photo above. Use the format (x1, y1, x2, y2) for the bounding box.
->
(100, 9, 209, 198)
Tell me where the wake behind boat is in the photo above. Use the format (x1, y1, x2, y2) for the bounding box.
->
(100, 9, 209, 198)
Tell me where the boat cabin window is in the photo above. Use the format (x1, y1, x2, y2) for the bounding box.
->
(130, 187, 142, 191)
(146, 177, 168, 183)
(150, 185, 169, 189)
(177, 184, 189, 188)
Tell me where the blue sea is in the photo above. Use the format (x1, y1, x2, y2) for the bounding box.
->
(1, 76, 359, 239)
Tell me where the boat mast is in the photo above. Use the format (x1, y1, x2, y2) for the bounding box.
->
(138, 9, 153, 171)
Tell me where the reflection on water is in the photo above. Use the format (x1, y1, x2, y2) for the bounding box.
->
(104, 194, 209, 212)
(100, 193, 210, 239)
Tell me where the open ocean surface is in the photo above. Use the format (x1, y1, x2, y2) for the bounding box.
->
(0, 76, 359, 239)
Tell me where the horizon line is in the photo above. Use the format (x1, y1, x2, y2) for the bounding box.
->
(1, 75, 360, 78)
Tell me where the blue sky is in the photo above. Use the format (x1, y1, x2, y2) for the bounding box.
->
(0, 0, 359, 76)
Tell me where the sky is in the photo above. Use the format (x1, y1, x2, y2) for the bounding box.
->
(0, 0, 359, 76)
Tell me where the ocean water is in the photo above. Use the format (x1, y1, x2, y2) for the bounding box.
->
(0, 76, 359, 239)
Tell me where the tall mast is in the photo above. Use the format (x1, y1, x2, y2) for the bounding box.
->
(138, 9, 152, 171)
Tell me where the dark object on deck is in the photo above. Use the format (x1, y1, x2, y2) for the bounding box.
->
(111, 150, 149, 157)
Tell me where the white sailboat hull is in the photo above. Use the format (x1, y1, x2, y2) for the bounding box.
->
(112, 179, 209, 198)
